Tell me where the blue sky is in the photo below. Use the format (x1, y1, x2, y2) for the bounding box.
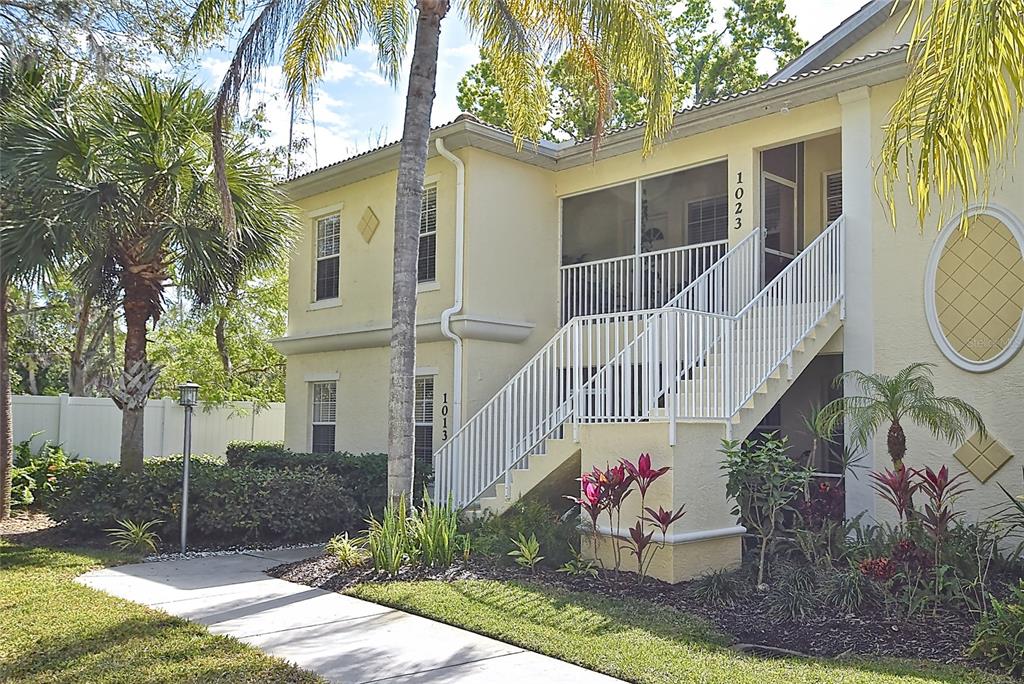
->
(187, 1, 867, 172)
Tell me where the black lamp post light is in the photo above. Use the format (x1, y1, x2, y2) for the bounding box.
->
(178, 382, 199, 553)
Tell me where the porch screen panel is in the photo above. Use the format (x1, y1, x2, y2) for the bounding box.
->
(561, 182, 636, 264)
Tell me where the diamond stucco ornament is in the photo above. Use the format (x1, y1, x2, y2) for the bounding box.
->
(357, 207, 379, 244)
(954, 432, 1014, 483)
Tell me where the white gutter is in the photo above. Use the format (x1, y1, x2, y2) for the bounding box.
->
(435, 137, 464, 434)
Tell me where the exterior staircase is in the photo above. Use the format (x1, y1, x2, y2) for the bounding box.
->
(434, 217, 845, 512)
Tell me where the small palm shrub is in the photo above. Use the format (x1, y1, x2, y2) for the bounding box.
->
(970, 581, 1024, 677)
(106, 519, 162, 554)
(326, 533, 369, 569)
(689, 568, 748, 607)
(508, 533, 544, 573)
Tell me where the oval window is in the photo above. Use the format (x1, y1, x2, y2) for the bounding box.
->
(926, 206, 1024, 372)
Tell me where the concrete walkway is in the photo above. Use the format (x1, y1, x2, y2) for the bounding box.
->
(77, 549, 621, 684)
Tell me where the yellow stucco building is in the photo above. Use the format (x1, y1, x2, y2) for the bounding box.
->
(274, 1, 1024, 582)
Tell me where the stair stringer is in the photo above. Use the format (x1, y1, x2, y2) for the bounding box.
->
(476, 437, 581, 515)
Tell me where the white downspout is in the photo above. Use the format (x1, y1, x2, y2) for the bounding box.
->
(436, 137, 464, 435)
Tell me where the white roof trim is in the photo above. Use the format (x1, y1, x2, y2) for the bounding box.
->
(770, 0, 893, 83)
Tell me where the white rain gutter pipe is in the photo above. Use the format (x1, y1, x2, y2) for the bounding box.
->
(436, 137, 464, 434)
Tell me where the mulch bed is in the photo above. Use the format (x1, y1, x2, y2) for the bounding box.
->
(268, 552, 986, 667)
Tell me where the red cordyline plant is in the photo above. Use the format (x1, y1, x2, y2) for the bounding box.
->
(567, 473, 608, 561)
(568, 453, 678, 582)
(914, 465, 971, 550)
(869, 466, 919, 523)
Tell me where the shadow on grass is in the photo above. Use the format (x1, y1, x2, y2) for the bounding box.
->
(352, 578, 1003, 684)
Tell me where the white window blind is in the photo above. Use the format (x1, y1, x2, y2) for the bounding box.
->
(315, 214, 341, 301)
(311, 381, 337, 453)
(418, 185, 437, 282)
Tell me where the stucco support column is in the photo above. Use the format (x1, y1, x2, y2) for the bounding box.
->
(727, 147, 757, 248)
(839, 86, 877, 519)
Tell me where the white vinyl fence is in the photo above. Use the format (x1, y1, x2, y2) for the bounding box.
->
(12, 394, 285, 463)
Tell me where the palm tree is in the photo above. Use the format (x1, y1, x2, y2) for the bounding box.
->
(0, 52, 74, 518)
(186, 0, 675, 501)
(882, 0, 1024, 229)
(818, 362, 985, 470)
(2, 76, 298, 472)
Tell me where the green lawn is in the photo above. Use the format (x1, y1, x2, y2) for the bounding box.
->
(0, 542, 322, 683)
(349, 579, 1010, 684)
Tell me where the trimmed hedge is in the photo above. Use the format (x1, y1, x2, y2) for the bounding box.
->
(49, 455, 358, 544)
(225, 441, 432, 514)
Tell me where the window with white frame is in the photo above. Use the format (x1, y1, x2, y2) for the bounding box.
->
(315, 214, 341, 301)
(418, 185, 437, 282)
(414, 375, 434, 459)
(824, 171, 843, 224)
(310, 381, 337, 453)
(687, 195, 728, 244)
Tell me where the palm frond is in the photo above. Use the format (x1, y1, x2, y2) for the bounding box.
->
(881, 0, 1024, 230)
(367, 0, 411, 84)
(282, 0, 366, 104)
(462, 0, 549, 145)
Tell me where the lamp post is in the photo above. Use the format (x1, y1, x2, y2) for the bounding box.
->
(178, 382, 199, 554)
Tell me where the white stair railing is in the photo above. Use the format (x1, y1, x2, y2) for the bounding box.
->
(718, 216, 845, 414)
(434, 218, 844, 509)
(583, 216, 845, 428)
(560, 240, 728, 321)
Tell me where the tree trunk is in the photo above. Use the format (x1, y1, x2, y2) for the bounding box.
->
(387, 0, 447, 504)
(215, 309, 232, 374)
(69, 292, 93, 396)
(0, 280, 13, 520)
(119, 295, 150, 473)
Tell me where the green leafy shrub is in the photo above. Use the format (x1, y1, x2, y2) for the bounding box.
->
(10, 436, 89, 509)
(508, 533, 544, 572)
(225, 440, 289, 462)
(224, 441, 432, 516)
(970, 581, 1024, 677)
(557, 547, 599, 578)
(464, 499, 577, 567)
(689, 568, 749, 607)
(49, 456, 358, 544)
(326, 533, 369, 569)
(106, 519, 162, 554)
(721, 434, 811, 585)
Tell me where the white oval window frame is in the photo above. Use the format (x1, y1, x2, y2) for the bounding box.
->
(924, 203, 1024, 373)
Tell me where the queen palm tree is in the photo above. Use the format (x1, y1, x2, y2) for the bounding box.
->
(185, 0, 675, 502)
(817, 362, 985, 470)
(2, 76, 298, 472)
(882, 0, 1024, 228)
